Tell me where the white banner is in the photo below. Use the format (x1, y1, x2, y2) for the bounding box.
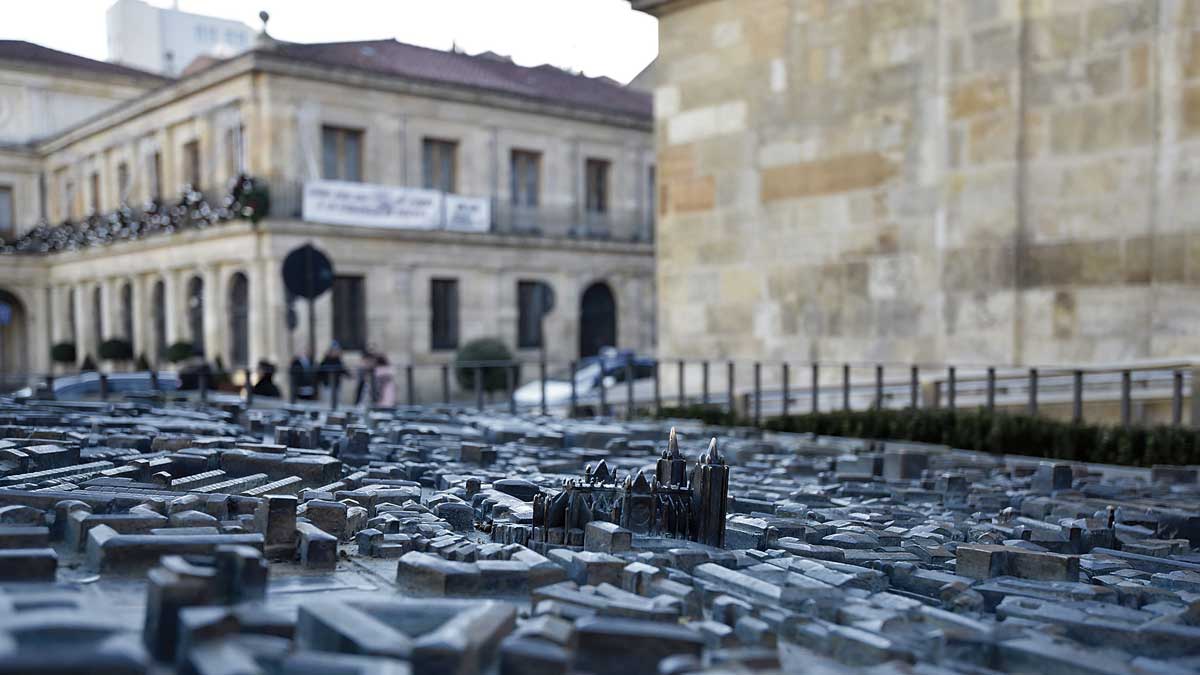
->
(444, 195, 491, 232)
(303, 180, 443, 230)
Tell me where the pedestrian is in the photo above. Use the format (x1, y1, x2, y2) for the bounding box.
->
(251, 360, 281, 398)
(372, 354, 396, 407)
(319, 341, 348, 402)
(354, 343, 378, 405)
(288, 350, 318, 401)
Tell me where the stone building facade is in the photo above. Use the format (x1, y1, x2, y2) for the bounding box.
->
(0, 37, 655, 394)
(634, 0, 1200, 369)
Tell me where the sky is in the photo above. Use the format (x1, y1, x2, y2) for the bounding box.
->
(0, 0, 658, 83)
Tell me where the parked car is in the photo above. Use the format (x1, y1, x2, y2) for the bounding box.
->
(514, 348, 656, 412)
(12, 371, 180, 400)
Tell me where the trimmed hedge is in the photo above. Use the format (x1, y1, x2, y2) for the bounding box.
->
(50, 342, 77, 364)
(454, 338, 516, 393)
(655, 405, 1200, 468)
(98, 338, 133, 361)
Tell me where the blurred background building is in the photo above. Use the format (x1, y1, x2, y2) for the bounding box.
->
(107, 0, 255, 76)
(0, 16, 656, 394)
(634, 0, 1200, 370)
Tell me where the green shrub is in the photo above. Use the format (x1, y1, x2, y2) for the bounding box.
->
(98, 338, 133, 361)
(659, 404, 1200, 468)
(165, 341, 195, 363)
(454, 338, 515, 393)
(50, 342, 77, 364)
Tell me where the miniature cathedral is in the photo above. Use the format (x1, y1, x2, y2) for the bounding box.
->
(532, 428, 729, 547)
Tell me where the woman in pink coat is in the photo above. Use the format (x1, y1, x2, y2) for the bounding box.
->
(372, 354, 397, 407)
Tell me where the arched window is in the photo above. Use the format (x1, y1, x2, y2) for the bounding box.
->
(227, 272, 249, 367)
(0, 289, 28, 386)
(119, 281, 133, 342)
(91, 286, 102, 349)
(187, 276, 204, 357)
(152, 280, 166, 361)
(579, 281, 617, 358)
(66, 287, 77, 345)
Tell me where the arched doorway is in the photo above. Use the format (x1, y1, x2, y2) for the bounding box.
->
(227, 272, 249, 368)
(0, 289, 28, 391)
(151, 279, 166, 362)
(187, 276, 204, 357)
(579, 282, 616, 358)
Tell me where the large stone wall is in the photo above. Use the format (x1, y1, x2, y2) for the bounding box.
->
(647, 0, 1200, 368)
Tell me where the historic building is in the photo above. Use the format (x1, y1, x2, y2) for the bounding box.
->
(0, 32, 656, 395)
(633, 0, 1200, 370)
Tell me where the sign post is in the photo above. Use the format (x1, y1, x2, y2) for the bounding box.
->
(282, 244, 334, 360)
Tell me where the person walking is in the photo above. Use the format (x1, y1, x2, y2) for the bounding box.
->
(319, 341, 348, 404)
(372, 354, 396, 407)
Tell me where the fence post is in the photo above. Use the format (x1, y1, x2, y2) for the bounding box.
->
(626, 362, 635, 419)
(986, 367, 996, 413)
(911, 366, 920, 409)
(727, 361, 735, 416)
(149, 370, 159, 391)
(599, 368, 608, 416)
(753, 362, 761, 426)
(874, 365, 883, 410)
(505, 363, 515, 415)
(677, 359, 685, 407)
(1028, 368, 1038, 416)
(652, 360, 660, 417)
(1172, 369, 1184, 427)
(842, 364, 850, 410)
(199, 371, 208, 403)
(1120, 370, 1132, 428)
(330, 372, 340, 412)
(781, 363, 790, 418)
(441, 365, 450, 404)
(1072, 370, 1083, 424)
(701, 361, 709, 406)
(44, 374, 55, 400)
(474, 367, 484, 411)
(243, 368, 253, 406)
(98, 372, 109, 401)
(406, 365, 415, 406)
(810, 363, 818, 415)
(539, 358, 548, 417)
(569, 360, 578, 418)
(947, 366, 955, 410)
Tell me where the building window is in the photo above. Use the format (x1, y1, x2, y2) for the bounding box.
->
(585, 158, 610, 214)
(332, 275, 366, 351)
(187, 276, 204, 357)
(151, 280, 165, 361)
(149, 151, 162, 200)
(119, 281, 133, 342)
(422, 138, 457, 193)
(321, 126, 363, 182)
(224, 125, 244, 179)
(64, 179, 75, 220)
(0, 186, 13, 240)
(89, 171, 101, 214)
(117, 163, 130, 203)
(517, 280, 552, 349)
(227, 272, 249, 367)
(510, 150, 540, 206)
(67, 287, 77, 345)
(183, 140, 201, 190)
(91, 286, 102, 352)
(430, 278, 459, 351)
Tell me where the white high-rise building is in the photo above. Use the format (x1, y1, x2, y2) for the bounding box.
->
(106, 0, 255, 76)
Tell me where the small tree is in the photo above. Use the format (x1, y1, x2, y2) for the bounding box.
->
(166, 341, 195, 364)
(454, 338, 515, 393)
(99, 338, 134, 362)
(50, 342, 77, 366)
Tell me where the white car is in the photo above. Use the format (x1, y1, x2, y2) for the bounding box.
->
(12, 371, 180, 400)
(514, 349, 657, 413)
